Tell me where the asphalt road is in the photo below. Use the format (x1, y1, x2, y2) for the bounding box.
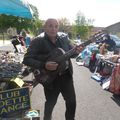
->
(30, 59, 120, 120)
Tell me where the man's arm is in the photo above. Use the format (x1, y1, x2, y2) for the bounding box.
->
(22, 37, 45, 69)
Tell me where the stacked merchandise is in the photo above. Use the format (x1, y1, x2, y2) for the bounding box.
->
(0, 51, 24, 90)
(76, 30, 120, 96)
(90, 54, 120, 95)
(0, 51, 23, 79)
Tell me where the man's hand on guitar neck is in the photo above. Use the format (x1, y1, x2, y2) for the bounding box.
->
(45, 61, 58, 71)
(75, 45, 84, 54)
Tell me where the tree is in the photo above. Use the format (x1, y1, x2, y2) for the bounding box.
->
(57, 18, 74, 39)
(0, 14, 35, 34)
(57, 18, 70, 32)
(73, 11, 94, 39)
(75, 11, 86, 25)
(29, 4, 39, 19)
(28, 4, 43, 35)
(0, 4, 43, 36)
(31, 19, 43, 36)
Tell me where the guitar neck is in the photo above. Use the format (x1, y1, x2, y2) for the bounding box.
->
(56, 39, 92, 62)
(81, 39, 92, 46)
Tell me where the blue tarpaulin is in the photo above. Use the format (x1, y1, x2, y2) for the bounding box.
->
(0, 0, 32, 19)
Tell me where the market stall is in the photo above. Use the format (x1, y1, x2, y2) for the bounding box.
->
(0, 51, 40, 119)
(76, 37, 120, 96)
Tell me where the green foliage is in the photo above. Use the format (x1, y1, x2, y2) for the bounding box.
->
(0, 14, 32, 33)
(75, 25, 89, 38)
(58, 18, 70, 32)
(0, 4, 43, 36)
(30, 19, 43, 36)
(73, 11, 94, 39)
(75, 12, 86, 25)
(29, 4, 39, 19)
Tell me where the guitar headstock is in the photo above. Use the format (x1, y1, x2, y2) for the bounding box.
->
(74, 30, 109, 49)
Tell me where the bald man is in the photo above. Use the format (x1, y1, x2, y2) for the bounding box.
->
(23, 18, 83, 120)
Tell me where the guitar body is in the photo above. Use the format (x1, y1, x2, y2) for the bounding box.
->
(33, 48, 68, 86)
(33, 39, 93, 86)
(48, 48, 68, 73)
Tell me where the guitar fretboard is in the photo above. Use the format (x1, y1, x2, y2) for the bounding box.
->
(56, 39, 93, 62)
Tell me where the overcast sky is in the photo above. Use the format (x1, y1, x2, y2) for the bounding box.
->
(28, 0, 120, 27)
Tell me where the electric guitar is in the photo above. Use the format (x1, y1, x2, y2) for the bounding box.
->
(33, 39, 93, 87)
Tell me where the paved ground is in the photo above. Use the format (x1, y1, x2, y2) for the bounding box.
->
(0, 40, 11, 46)
(30, 59, 120, 120)
(0, 40, 14, 52)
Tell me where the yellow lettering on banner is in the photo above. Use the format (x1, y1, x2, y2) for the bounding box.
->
(18, 96, 22, 102)
(0, 88, 30, 115)
(12, 97, 18, 104)
(0, 101, 5, 107)
(5, 99, 12, 106)
(0, 102, 30, 115)
(7, 105, 15, 112)
(0, 93, 13, 100)
(11, 95, 29, 103)
(14, 91, 20, 97)
(0, 96, 29, 108)
(1, 108, 8, 114)
(0, 90, 20, 100)
(0, 94, 3, 100)
(15, 103, 22, 110)
(22, 95, 29, 101)
(22, 101, 29, 108)
(6, 92, 14, 99)
(12, 96, 23, 104)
